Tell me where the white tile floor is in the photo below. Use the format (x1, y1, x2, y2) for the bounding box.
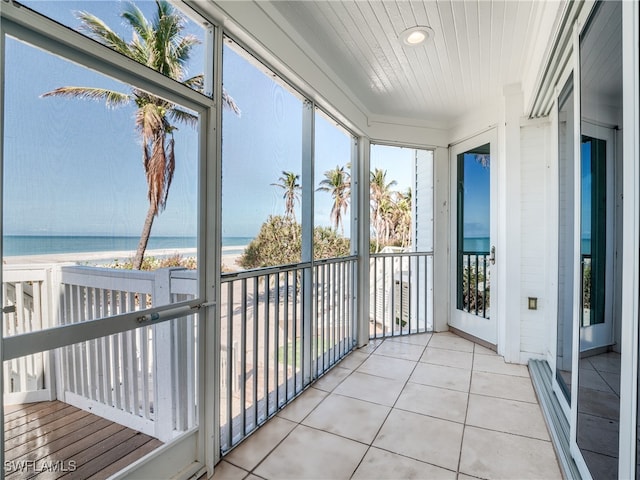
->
(214, 332, 562, 480)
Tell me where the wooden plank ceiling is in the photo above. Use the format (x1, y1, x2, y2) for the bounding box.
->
(265, 0, 559, 126)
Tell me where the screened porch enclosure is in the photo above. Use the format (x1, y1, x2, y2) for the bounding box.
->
(3, 0, 638, 478)
(2, 250, 434, 469)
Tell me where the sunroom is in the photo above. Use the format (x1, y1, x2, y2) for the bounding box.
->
(1, 0, 639, 479)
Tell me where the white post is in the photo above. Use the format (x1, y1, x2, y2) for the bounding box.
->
(355, 137, 371, 347)
(43, 267, 57, 401)
(153, 268, 176, 442)
(499, 84, 523, 362)
(433, 146, 450, 332)
(52, 266, 66, 403)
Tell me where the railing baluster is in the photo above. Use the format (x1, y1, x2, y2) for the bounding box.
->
(319, 264, 325, 375)
(474, 254, 479, 316)
(283, 271, 289, 403)
(415, 256, 420, 333)
(274, 272, 280, 409)
(263, 273, 269, 421)
(483, 255, 488, 318)
(129, 293, 139, 416)
(226, 280, 233, 447)
(339, 260, 345, 357)
(372, 257, 377, 339)
(252, 275, 259, 431)
(333, 262, 337, 364)
(423, 256, 428, 332)
(141, 314, 150, 419)
(240, 278, 247, 436)
(292, 270, 298, 393)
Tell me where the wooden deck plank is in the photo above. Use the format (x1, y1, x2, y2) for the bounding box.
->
(5, 404, 80, 436)
(85, 439, 163, 480)
(28, 423, 128, 480)
(4, 401, 162, 480)
(4, 402, 70, 430)
(5, 409, 90, 449)
(5, 416, 109, 465)
(63, 434, 159, 479)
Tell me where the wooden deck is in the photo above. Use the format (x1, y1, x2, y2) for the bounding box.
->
(4, 401, 162, 479)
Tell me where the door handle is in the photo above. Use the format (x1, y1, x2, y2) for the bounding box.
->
(489, 246, 496, 265)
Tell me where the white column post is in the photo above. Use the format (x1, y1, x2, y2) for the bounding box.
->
(355, 137, 370, 347)
(433, 146, 450, 332)
(500, 83, 523, 362)
(618, 2, 639, 477)
(301, 100, 314, 383)
(153, 268, 176, 442)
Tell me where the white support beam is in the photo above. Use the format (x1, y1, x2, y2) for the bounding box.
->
(499, 84, 524, 362)
(618, 1, 640, 477)
(433, 146, 450, 332)
(355, 137, 370, 348)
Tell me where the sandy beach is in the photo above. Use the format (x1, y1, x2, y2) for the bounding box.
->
(3, 245, 245, 271)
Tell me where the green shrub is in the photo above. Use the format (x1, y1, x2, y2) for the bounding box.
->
(239, 215, 350, 269)
(108, 253, 196, 271)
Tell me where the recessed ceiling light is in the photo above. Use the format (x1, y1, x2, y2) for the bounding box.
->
(399, 26, 434, 47)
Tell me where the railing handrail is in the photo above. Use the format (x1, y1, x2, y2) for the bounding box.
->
(313, 254, 358, 265)
(221, 262, 311, 282)
(221, 256, 360, 283)
(371, 251, 433, 258)
(2, 267, 49, 283)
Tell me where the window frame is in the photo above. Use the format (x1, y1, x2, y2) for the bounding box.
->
(0, 1, 214, 370)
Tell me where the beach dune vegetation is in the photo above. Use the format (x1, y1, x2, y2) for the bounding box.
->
(108, 253, 197, 271)
(238, 215, 350, 269)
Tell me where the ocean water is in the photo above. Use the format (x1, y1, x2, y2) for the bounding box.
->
(463, 237, 591, 254)
(2, 235, 253, 257)
(463, 237, 490, 252)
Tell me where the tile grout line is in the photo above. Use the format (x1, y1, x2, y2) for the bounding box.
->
(456, 342, 476, 478)
(349, 333, 433, 479)
(247, 338, 393, 479)
(240, 346, 372, 478)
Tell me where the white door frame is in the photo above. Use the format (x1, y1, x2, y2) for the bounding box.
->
(578, 122, 616, 352)
(449, 129, 498, 347)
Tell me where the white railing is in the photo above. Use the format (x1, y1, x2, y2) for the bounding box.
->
(369, 251, 434, 339)
(2, 266, 54, 405)
(2, 265, 198, 442)
(4, 251, 433, 449)
(219, 256, 357, 452)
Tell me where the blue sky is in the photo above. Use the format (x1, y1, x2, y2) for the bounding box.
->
(4, 1, 413, 241)
(4, 0, 201, 237)
(462, 153, 490, 238)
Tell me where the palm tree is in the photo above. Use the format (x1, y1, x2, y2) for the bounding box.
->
(271, 171, 301, 220)
(369, 168, 397, 251)
(42, 1, 239, 269)
(391, 188, 412, 248)
(317, 165, 351, 234)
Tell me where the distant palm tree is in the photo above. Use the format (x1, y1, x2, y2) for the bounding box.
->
(392, 188, 412, 248)
(370, 168, 397, 251)
(272, 171, 301, 220)
(317, 165, 351, 234)
(42, 1, 239, 269)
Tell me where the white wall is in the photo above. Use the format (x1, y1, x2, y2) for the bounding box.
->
(433, 147, 450, 332)
(519, 121, 552, 360)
